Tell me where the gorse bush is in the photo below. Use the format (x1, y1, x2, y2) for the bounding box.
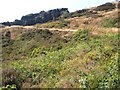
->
(73, 29, 90, 41)
(30, 47, 55, 58)
(0, 84, 17, 90)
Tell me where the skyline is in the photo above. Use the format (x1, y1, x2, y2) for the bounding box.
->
(0, 0, 115, 22)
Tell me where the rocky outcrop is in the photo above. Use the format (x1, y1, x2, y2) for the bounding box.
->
(1, 2, 119, 26)
(2, 8, 69, 26)
(69, 2, 119, 18)
(94, 3, 116, 11)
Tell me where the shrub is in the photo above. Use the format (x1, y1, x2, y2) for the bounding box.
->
(2, 31, 13, 47)
(2, 69, 22, 90)
(4, 31, 11, 39)
(101, 17, 120, 28)
(2, 39, 13, 47)
(73, 29, 90, 41)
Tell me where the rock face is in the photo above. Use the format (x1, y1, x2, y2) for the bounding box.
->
(94, 3, 116, 11)
(2, 8, 69, 26)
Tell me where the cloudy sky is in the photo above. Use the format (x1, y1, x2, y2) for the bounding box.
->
(0, 0, 115, 22)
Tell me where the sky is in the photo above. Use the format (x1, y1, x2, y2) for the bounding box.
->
(0, 0, 115, 22)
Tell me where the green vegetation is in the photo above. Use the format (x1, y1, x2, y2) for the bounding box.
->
(2, 28, 119, 89)
(1, 2, 119, 89)
(101, 17, 120, 28)
(73, 29, 90, 41)
(2, 29, 68, 61)
(35, 20, 70, 29)
(0, 84, 17, 90)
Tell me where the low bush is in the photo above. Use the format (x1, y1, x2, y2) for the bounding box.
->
(2, 69, 22, 90)
(73, 29, 90, 41)
(101, 17, 120, 28)
(0, 84, 17, 90)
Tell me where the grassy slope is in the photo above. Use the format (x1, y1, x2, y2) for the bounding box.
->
(2, 28, 119, 88)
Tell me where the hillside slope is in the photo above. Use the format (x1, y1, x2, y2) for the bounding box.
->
(2, 28, 119, 89)
(1, 1, 119, 89)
